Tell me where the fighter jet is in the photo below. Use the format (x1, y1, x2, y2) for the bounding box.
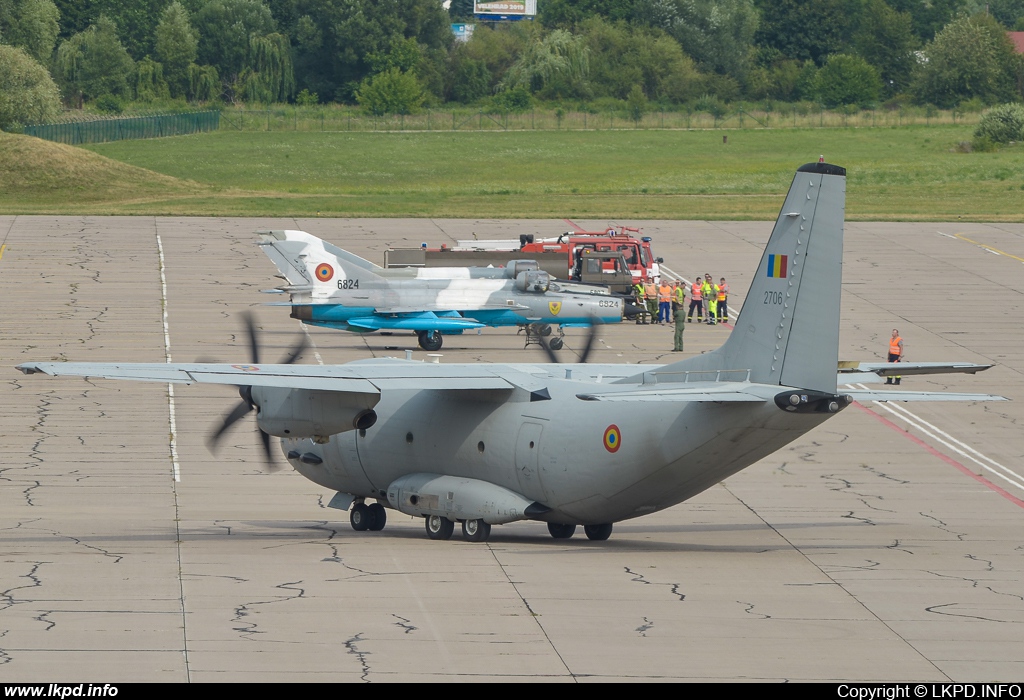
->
(257, 230, 626, 351)
(17, 162, 1005, 543)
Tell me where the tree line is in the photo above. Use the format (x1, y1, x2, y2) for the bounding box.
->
(1, 0, 1023, 131)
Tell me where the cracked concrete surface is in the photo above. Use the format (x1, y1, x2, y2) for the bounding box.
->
(1, 216, 1022, 681)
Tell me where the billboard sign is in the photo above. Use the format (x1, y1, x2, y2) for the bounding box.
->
(474, 1, 537, 19)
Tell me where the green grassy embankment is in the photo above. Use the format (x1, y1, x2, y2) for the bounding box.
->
(2, 126, 1021, 220)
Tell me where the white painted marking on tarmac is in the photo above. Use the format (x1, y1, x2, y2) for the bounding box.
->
(157, 233, 181, 483)
(853, 383, 1024, 493)
(299, 322, 324, 365)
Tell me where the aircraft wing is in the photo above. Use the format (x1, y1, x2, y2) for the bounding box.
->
(836, 361, 993, 383)
(346, 312, 486, 332)
(15, 361, 538, 396)
(844, 389, 1006, 402)
(575, 383, 770, 403)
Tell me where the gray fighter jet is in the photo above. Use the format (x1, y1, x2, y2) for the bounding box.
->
(258, 230, 627, 351)
(17, 163, 1004, 543)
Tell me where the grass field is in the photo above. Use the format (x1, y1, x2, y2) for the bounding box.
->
(3, 125, 1022, 220)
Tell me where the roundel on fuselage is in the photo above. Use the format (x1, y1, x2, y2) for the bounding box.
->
(315, 263, 334, 282)
(603, 425, 621, 453)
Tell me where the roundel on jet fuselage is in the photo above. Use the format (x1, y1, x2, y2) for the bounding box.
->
(315, 263, 334, 282)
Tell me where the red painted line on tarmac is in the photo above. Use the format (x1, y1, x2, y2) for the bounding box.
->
(852, 402, 1024, 509)
(563, 218, 582, 231)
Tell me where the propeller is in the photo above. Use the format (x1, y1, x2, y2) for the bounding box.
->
(206, 312, 308, 468)
(540, 322, 600, 364)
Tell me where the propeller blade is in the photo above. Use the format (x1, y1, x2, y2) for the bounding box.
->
(207, 400, 253, 452)
(258, 428, 278, 471)
(242, 311, 260, 365)
(280, 333, 308, 365)
(540, 336, 560, 364)
(578, 323, 599, 364)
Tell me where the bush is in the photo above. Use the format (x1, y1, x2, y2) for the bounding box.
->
(813, 54, 882, 108)
(973, 103, 1024, 145)
(356, 68, 424, 115)
(491, 85, 532, 113)
(0, 44, 62, 129)
(93, 94, 124, 114)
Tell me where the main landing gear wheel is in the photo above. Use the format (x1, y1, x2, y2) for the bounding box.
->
(350, 503, 372, 531)
(584, 523, 613, 541)
(425, 515, 454, 540)
(548, 523, 576, 539)
(462, 519, 491, 542)
(367, 503, 387, 531)
(417, 330, 443, 351)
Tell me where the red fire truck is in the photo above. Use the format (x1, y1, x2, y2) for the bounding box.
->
(384, 227, 662, 284)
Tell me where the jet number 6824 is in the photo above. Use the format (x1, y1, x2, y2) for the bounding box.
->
(337, 279, 360, 290)
(764, 290, 784, 305)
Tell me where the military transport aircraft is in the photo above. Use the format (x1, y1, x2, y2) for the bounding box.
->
(257, 229, 629, 351)
(17, 163, 1004, 543)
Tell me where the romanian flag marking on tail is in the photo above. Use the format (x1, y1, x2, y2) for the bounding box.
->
(767, 254, 788, 278)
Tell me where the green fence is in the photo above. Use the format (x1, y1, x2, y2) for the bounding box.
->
(25, 111, 220, 145)
(219, 105, 981, 133)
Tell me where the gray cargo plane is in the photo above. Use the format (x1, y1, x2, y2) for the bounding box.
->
(258, 229, 626, 351)
(17, 163, 1004, 543)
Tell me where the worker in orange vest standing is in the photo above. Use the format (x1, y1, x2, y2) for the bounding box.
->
(886, 329, 903, 385)
(657, 280, 672, 324)
(644, 278, 658, 325)
(687, 275, 703, 323)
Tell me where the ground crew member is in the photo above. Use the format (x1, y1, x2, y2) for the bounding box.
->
(687, 276, 703, 322)
(658, 280, 672, 324)
(886, 329, 903, 385)
(644, 278, 658, 324)
(673, 303, 685, 351)
(633, 281, 647, 324)
(717, 277, 729, 323)
(703, 274, 718, 325)
(672, 281, 685, 319)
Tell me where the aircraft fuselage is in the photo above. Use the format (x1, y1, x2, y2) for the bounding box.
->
(283, 377, 832, 525)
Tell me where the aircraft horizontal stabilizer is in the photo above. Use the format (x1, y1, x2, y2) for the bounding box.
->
(837, 361, 994, 383)
(845, 389, 1007, 403)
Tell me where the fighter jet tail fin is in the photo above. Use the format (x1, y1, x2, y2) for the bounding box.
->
(257, 230, 385, 289)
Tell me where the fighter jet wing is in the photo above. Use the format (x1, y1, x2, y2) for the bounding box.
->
(346, 312, 486, 332)
(836, 361, 994, 383)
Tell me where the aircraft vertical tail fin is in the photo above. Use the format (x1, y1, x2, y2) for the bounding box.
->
(257, 230, 385, 293)
(720, 162, 845, 393)
(653, 163, 846, 393)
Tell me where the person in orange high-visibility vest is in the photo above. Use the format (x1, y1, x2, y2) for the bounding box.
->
(672, 281, 685, 320)
(657, 281, 672, 324)
(886, 329, 904, 385)
(687, 276, 703, 322)
(644, 279, 658, 323)
(717, 278, 729, 323)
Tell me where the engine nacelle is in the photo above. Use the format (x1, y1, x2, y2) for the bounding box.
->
(504, 259, 540, 279)
(387, 473, 537, 524)
(514, 269, 550, 293)
(251, 386, 379, 439)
